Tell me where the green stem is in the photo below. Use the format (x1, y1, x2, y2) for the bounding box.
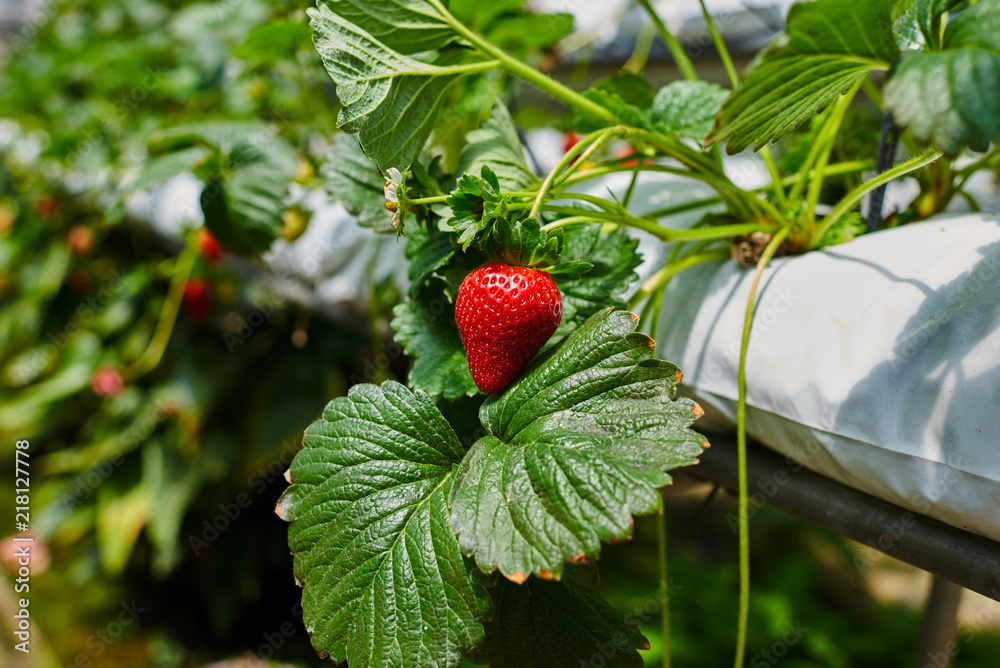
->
(637, 0, 698, 81)
(420, 59, 501, 77)
(560, 159, 872, 195)
(540, 205, 772, 241)
(624, 20, 657, 74)
(658, 498, 672, 668)
(552, 129, 624, 190)
(642, 195, 722, 220)
(126, 242, 196, 379)
(626, 129, 761, 222)
(409, 194, 450, 205)
(758, 147, 787, 214)
(804, 83, 862, 224)
(699, 0, 738, 89)
(428, 0, 619, 125)
(366, 236, 391, 384)
(811, 149, 943, 248)
(531, 127, 622, 217)
(787, 84, 859, 205)
(734, 225, 791, 668)
(540, 215, 598, 231)
(628, 248, 730, 308)
(622, 159, 643, 209)
(860, 75, 883, 108)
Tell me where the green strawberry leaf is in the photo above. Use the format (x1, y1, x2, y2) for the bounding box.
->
(577, 73, 652, 134)
(450, 308, 706, 581)
(708, 0, 899, 153)
(276, 381, 491, 667)
(126, 146, 213, 194)
(884, 0, 1000, 155)
(545, 260, 593, 279)
(555, 224, 642, 323)
(309, 2, 481, 168)
(146, 120, 273, 155)
(649, 80, 731, 143)
(316, 0, 454, 54)
(405, 223, 456, 290)
(893, 0, 964, 52)
(466, 564, 648, 668)
(485, 12, 574, 49)
(200, 132, 298, 255)
(487, 216, 562, 268)
(391, 297, 478, 400)
(322, 134, 395, 233)
(456, 100, 537, 191)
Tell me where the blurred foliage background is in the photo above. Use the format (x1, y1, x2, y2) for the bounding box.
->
(1, 1, 998, 667)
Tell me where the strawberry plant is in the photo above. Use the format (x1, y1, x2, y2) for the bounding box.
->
(274, 1, 1000, 666)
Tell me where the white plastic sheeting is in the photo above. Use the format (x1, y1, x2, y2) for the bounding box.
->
(655, 214, 1000, 542)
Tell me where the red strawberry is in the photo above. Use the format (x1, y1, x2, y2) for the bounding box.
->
(90, 365, 124, 397)
(34, 194, 60, 220)
(455, 263, 563, 394)
(563, 131, 582, 154)
(183, 278, 212, 325)
(196, 227, 224, 264)
(66, 224, 94, 257)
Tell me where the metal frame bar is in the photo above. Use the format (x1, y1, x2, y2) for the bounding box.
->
(682, 434, 1000, 602)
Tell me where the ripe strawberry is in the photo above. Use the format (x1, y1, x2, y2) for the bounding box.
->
(90, 365, 124, 397)
(455, 263, 562, 394)
(66, 224, 94, 257)
(196, 228, 224, 264)
(34, 194, 60, 220)
(182, 278, 212, 325)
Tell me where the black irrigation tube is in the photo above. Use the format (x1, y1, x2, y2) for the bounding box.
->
(683, 434, 1000, 602)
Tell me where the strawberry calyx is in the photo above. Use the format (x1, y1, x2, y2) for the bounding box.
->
(484, 216, 592, 280)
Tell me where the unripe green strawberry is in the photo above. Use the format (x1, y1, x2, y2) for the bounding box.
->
(455, 262, 562, 394)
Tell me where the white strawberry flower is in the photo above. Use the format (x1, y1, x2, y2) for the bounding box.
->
(384, 167, 402, 230)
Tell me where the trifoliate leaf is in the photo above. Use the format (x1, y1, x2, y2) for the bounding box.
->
(200, 133, 298, 254)
(391, 298, 478, 400)
(649, 80, 731, 143)
(317, 0, 454, 54)
(466, 564, 648, 668)
(884, 0, 1000, 155)
(555, 224, 642, 323)
(708, 0, 899, 153)
(450, 309, 706, 582)
(277, 382, 491, 667)
(309, 2, 479, 168)
(456, 100, 537, 191)
(322, 134, 395, 232)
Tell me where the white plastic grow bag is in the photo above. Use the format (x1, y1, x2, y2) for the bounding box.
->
(655, 213, 1000, 543)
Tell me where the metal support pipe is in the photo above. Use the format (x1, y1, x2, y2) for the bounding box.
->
(683, 434, 1000, 602)
(912, 576, 963, 668)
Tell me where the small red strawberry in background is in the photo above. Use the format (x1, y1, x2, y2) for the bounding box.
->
(66, 224, 94, 257)
(90, 365, 125, 397)
(456, 263, 563, 394)
(615, 145, 640, 168)
(563, 131, 582, 155)
(34, 194, 60, 220)
(182, 278, 212, 325)
(195, 227, 224, 264)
